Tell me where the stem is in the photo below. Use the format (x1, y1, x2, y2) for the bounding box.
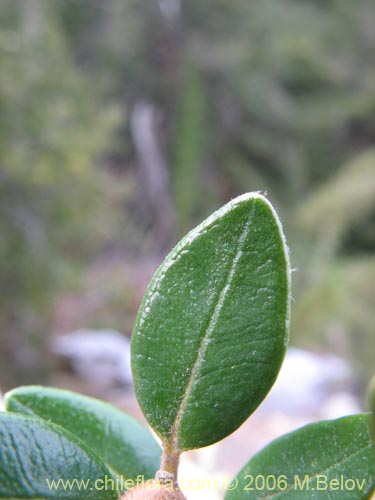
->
(159, 446, 181, 481)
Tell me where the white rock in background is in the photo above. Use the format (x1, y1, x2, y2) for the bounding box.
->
(50, 329, 132, 388)
(259, 347, 358, 416)
(320, 392, 362, 420)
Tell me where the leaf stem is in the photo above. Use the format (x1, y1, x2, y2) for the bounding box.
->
(159, 446, 181, 480)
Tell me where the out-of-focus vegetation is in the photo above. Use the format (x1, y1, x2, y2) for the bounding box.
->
(0, 0, 374, 390)
(0, 0, 119, 385)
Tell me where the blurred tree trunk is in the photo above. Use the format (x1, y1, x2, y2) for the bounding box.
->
(130, 101, 174, 252)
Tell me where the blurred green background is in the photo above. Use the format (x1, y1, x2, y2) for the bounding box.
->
(0, 0, 374, 394)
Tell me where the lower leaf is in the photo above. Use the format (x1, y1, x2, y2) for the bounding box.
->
(5, 386, 161, 481)
(225, 413, 375, 500)
(0, 413, 118, 499)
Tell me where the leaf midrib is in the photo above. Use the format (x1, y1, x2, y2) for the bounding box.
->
(168, 201, 255, 451)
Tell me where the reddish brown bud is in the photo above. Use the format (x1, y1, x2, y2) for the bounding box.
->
(121, 479, 186, 499)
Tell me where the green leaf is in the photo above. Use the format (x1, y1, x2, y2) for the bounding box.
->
(368, 374, 375, 439)
(0, 413, 117, 499)
(131, 193, 290, 451)
(5, 386, 161, 481)
(225, 414, 375, 500)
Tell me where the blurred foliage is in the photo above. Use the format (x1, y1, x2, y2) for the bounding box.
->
(291, 151, 375, 387)
(296, 151, 375, 252)
(0, 0, 119, 386)
(0, 0, 374, 388)
(172, 66, 207, 235)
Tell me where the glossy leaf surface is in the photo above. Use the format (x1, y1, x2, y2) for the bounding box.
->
(368, 374, 375, 435)
(131, 193, 290, 450)
(5, 386, 161, 480)
(0, 413, 117, 499)
(225, 414, 375, 500)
